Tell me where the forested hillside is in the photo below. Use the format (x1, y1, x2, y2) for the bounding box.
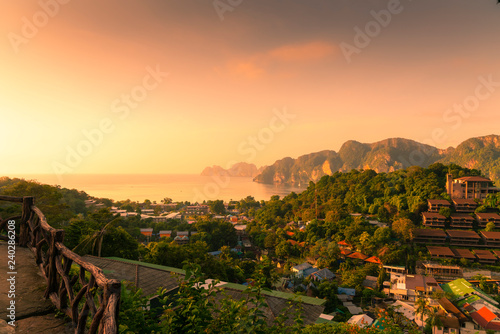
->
(253, 163, 481, 225)
(438, 135, 500, 184)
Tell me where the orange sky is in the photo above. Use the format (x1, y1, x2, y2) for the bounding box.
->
(1, 0, 500, 177)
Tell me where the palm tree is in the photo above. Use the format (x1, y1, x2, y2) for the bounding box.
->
(426, 306, 443, 334)
(73, 218, 120, 257)
(415, 297, 429, 332)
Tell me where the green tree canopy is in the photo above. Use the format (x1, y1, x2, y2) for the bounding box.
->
(208, 200, 226, 215)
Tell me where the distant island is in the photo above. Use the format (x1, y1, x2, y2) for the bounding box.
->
(201, 162, 264, 178)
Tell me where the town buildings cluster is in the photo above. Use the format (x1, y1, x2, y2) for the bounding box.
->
(83, 174, 500, 332)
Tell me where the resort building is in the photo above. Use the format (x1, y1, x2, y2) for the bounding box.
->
(413, 228, 447, 244)
(427, 246, 455, 259)
(451, 248, 476, 262)
(383, 265, 406, 276)
(476, 213, 500, 229)
(422, 263, 462, 278)
(174, 231, 190, 245)
(480, 231, 500, 248)
(140, 228, 153, 237)
(428, 199, 452, 213)
(422, 212, 447, 228)
(148, 216, 168, 223)
(452, 199, 478, 213)
(159, 230, 172, 239)
(165, 212, 182, 220)
(184, 205, 210, 215)
(473, 250, 497, 264)
(449, 213, 475, 229)
(447, 174, 499, 200)
(446, 230, 481, 246)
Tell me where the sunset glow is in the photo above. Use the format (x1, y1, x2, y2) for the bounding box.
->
(1, 0, 499, 177)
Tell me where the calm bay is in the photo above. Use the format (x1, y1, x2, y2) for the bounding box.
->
(10, 174, 307, 203)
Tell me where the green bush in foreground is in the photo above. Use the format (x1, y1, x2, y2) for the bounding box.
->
(119, 263, 415, 334)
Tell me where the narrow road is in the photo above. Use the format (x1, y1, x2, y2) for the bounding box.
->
(0, 241, 73, 333)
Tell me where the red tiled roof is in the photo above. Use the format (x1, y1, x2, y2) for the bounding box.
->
(365, 256, 382, 264)
(446, 230, 480, 239)
(427, 246, 455, 257)
(453, 199, 478, 205)
(287, 240, 305, 247)
(340, 249, 352, 256)
(464, 303, 475, 313)
(414, 229, 447, 237)
(476, 213, 500, 220)
(428, 199, 451, 205)
(423, 212, 446, 219)
(452, 248, 476, 260)
(480, 231, 500, 239)
(470, 307, 498, 329)
(474, 249, 497, 260)
(286, 231, 295, 237)
(450, 213, 475, 220)
(488, 322, 500, 331)
(338, 240, 352, 247)
(456, 176, 493, 182)
(347, 252, 369, 260)
(140, 228, 153, 236)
